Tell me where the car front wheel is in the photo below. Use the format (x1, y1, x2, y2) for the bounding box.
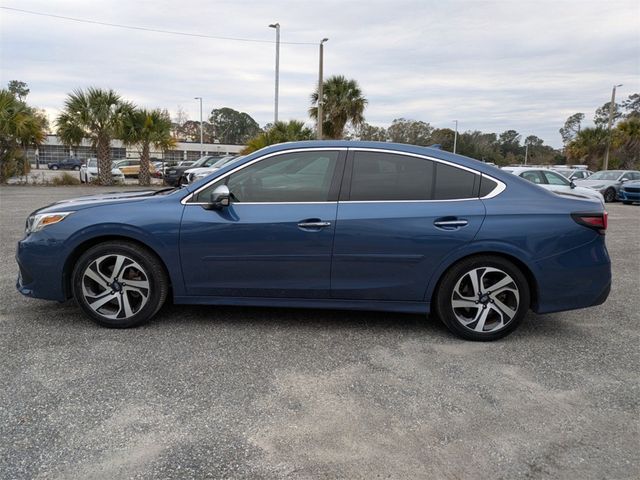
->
(51, 165, 59, 170)
(72, 241, 168, 328)
(435, 255, 530, 341)
(604, 188, 616, 203)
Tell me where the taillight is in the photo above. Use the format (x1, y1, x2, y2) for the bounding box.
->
(571, 211, 608, 234)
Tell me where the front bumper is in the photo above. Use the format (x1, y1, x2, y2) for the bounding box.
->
(15, 234, 67, 301)
(618, 189, 640, 202)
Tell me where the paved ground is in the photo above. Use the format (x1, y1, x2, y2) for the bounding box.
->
(1, 186, 638, 480)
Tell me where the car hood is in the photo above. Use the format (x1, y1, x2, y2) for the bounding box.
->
(36, 190, 160, 213)
(575, 179, 617, 188)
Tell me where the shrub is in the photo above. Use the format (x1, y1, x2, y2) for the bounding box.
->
(52, 172, 81, 185)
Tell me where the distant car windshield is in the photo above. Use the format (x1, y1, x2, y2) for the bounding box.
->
(589, 171, 623, 181)
(87, 159, 97, 168)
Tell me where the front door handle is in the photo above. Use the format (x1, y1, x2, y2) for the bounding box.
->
(298, 221, 332, 228)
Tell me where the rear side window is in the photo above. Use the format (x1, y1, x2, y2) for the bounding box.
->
(350, 152, 434, 201)
(479, 176, 498, 197)
(433, 163, 478, 199)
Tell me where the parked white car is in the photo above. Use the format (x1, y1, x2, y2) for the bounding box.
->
(79, 158, 125, 183)
(184, 155, 241, 184)
(502, 167, 605, 203)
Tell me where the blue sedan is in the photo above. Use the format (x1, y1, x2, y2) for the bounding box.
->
(16, 141, 611, 341)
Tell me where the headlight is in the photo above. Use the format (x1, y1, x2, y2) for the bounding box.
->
(26, 212, 73, 234)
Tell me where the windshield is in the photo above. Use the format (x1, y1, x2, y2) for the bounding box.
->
(589, 171, 623, 181)
(87, 159, 97, 168)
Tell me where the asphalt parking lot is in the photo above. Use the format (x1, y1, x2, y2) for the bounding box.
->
(1, 186, 638, 480)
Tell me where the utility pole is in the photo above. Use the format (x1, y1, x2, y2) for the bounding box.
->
(317, 38, 329, 140)
(453, 120, 458, 154)
(524, 142, 529, 165)
(603, 84, 622, 170)
(194, 97, 203, 156)
(268, 23, 280, 124)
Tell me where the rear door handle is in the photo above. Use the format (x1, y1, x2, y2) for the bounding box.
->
(434, 219, 468, 229)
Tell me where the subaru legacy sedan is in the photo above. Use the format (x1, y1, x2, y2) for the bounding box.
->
(16, 141, 611, 341)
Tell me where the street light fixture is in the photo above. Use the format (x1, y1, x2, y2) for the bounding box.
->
(453, 120, 458, 154)
(603, 83, 623, 170)
(268, 23, 280, 124)
(194, 97, 203, 156)
(317, 38, 329, 140)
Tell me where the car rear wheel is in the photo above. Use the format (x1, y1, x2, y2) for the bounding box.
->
(51, 165, 59, 170)
(604, 188, 616, 203)
(435, 255, 530, 341)
(74, 165, 80, 171)
(72, 241, 168, 328)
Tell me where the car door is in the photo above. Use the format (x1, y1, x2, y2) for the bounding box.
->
(331, 149, 487, 301)
(179, 149, 346, 298)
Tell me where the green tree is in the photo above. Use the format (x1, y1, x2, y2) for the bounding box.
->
(210, 107, 261, 144)
(353, 122, 388, 141)
(612, 117, 640, 169)
(594, 101, 622, 127)
(121, 108, 176, 185)
(243, 120, 313, 154)
(57, 88, 130, 185)
(566, 127, 608, 169)
(0, 89, 47, 182)
(622, 93, 640, 119)
(309, 75, 367, 139)
(430, 128, 455, 151)
(387, 118, 433, 145)
(498, 130, 521, 157)
(559, 113, 584, 144)
(7, 80, 30, 101)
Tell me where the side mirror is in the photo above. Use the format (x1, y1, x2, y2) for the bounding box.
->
(570, 180, 576, 189)
(205, 185, 231, 210)
(621, 177, 629, 183)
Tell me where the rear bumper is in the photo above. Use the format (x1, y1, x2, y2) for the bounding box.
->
(533, 236, 611, 314)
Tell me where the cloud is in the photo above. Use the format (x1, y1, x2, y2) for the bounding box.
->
(1, 0, 638, 147)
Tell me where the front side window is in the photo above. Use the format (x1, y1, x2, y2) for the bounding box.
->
(542, 171, 570, 185)
(193, 151, 339, 203)
(521, 171, 543, 184)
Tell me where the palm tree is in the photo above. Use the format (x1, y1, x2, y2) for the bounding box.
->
(566, 127, 609, 170)
(0, 89, 47, 182)
(612, 117, 640, 169)
(242, 120, 314, 154)
(309, 75, 367, 139)
(121, 108, 176, 185)
(57, 88, 130, 185)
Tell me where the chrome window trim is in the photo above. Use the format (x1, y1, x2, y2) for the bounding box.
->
(181, 146, 506, 205)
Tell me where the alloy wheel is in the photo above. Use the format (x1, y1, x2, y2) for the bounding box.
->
(450, 267, 520, 333)
(81, 254, 150, 320)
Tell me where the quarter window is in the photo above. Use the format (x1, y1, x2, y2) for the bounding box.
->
(193, 151, 340, 203)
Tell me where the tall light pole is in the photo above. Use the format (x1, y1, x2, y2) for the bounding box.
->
(268, 23, 280, 124)
(603, 84, 623, 170)
(453, 120, 458, 154)
(524, 141, 529, 165)
(194, 96, 203, 156)
(317, 38, 329, 140)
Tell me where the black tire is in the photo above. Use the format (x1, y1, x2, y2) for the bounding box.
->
(434, 255, 530, 341)
(51, 165, 59, 170)
(604, 188, 616, 203)
(74, 165, 80, 171)
(72, 241, 168, 328)
(622, 201, 632, 205)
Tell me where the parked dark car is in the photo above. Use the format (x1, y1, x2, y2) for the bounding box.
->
(47, 158, 83, 170)
(164, 156, 224, 186)
(16, 141, 611, 341)
(618, 179, 640, 204)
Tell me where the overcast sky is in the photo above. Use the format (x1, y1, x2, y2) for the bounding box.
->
(1, 0, 638, 147)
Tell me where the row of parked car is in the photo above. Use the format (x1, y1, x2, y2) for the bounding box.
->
(500, 166, 640, 204)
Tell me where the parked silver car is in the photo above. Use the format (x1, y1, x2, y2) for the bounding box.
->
(575, 170, 640, 203)
(553, 168, 593, 181)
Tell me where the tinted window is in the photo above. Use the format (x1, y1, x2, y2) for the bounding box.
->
(193, 151, 339, 203)
(350, 152, 434, 201)
(479, 176, 498, 197)
(433, 163, 477, 199)
(543, 171, 569, 185)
